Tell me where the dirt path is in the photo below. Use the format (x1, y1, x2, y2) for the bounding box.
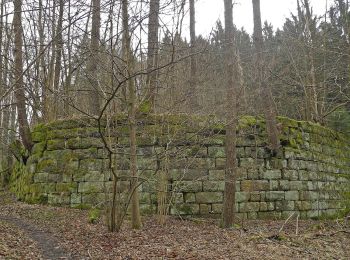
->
(0, 215, 71, 259)
(1, 189, 349, 259)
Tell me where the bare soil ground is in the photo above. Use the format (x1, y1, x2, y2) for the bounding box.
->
(0, 190, 349, 260)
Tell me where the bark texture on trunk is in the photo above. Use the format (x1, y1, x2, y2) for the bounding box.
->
(13, 0, 33, 152)
(252, 0, 280, 153)
(222, 0, 238, 228)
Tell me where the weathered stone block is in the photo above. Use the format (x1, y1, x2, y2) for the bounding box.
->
(170, 169, 208, 181)
(208, 170, 225, 180)
(196, 192, 223, 203)
(263, 170, 282, 180)
(239, 202, 260, 212)
(276, 201, 295, 211)
(82, 193, 105, 205)
(208, 146, 225, 158)
(299, 191, 319, 201)
(78, 182, 105, 193)
(285, 191, 299, 201)
(34, 172, 49, 183)
(171, 203, 199, 215)
(184, 193, 196, 203)
(173, 181, 202, 192)
(71, 193, 81, 204)
(187, 158, 215, 169)
(211, 203, 223, 214)
(250, 192, 261, 202)
(235, 192, 250, 203)
(83, 171, 105, 182)
(48, 193, 70, 205)
(241, 180, 269, 192)
(203, 181, 224, 191)
(56, 182, 77, 193)
(199, 204, 211, 214)
(265, 191, 285, 201)
(283, 170, 299, 180)
(295, 201, 312, 211)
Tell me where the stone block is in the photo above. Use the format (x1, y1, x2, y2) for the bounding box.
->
(82, 193, 105, 205)
(173, 181, 202, 192)
(285, 191, 299, 201)
(279, 180, 290, 190)
(241, 180, 269, 192)
(276, 201, 295, 211)
(203, 181, 225, 191)
(235, 192, 250, 203)
(295, 201, 312, 211)
(239, 202, 260, 212)
(184, 193, 196, 203)
(83, 171, 105, 182)
(215, 158, 226, 169)
(265, 191, 285, 201)
(187, 158, 215, 169)
(56, 182, 77, 193)
(211, 203, 223, 214)
(282, 170, 299, 180)
(196, 192, 223, 203)
(171, 169, 208, 181)
(171, 203, 199, 215)
(71, 193, 81, 204)
(208, 170, 225, 180)
(78, 182, 105, 193)
(258, 211, 281, 219)
(208, 146, 225, 158)
(48, 193, 70, 205)
(199, 204, 211, 214)
(262, 170, 282, 180)
(299, 191, 319, 201)
(80, 159, 103, 171)
(34, 172, 49, 183)
(259, 202, 275, 211)
(270, 180, 279, 191)
(250, 192, 261, 202)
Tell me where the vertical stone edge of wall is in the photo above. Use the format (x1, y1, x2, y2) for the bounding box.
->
(8, 114, 350, 220)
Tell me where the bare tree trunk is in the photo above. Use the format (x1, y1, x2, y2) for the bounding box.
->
(53, 0, 64, 119)
(13, 0, 33, 152)
(146, 0, 160, 111)
(37, 0, 48, 122)
(252, 0, 279, 153)
(303, 0, 319, 122)
(122, 0, 142, 229)
(86, 0, 101, 116)
(222, 0, 238, 228)
(189, 0, 199, 110)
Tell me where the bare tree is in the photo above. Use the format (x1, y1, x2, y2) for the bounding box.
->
(13, 0, 33, 152)
(122, 0, 142, 229)
(189, 0, 198, 109)
(87, 0, 101, 116)
(146, 0, 160, 111)
(222, 0, 238, 228)
(252, 0, 280, 153)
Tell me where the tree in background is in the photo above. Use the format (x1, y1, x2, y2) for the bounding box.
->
(222, 0, 239, 228)
(252, 0, 280, 153)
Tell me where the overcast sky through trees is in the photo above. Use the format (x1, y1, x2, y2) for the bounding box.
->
(193, 0, 328, 36)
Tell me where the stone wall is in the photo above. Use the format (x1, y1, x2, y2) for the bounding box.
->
(9, 114, 350, 219)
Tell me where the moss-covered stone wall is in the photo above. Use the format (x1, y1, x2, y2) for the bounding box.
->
(9, 114, 350, 219)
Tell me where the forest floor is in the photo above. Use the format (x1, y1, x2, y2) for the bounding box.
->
(0, 190, 349, 260)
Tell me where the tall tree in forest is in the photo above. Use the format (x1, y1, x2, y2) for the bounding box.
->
(122, 0, 142, 229)
(13, 0, 33, 152)
(222, 0, 238, 228)
(252, 0, 279, 153)
(189, 0, 198, 109)
(146, 0, 160, 110)
(53, 0, 64, 119)
(87, 0, 101, 116)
